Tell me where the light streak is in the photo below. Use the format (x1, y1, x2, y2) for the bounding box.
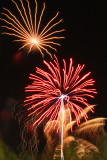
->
(0, 0, 65, 58)
(60, 97, 64, 160)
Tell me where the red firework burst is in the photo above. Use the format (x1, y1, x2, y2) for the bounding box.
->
(24, 55, 97, 131)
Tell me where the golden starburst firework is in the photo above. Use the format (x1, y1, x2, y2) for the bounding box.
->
(0, 0, 65, 58)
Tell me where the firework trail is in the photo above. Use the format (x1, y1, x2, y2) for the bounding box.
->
(0, 0, 65, 58)
(61, 98, 64, 160)
(24, 54, 97, 132)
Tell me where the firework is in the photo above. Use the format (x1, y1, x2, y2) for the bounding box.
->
(0, 0, 65, 58)
(24, 55, 97, 131)
(44, 107, 106, 160)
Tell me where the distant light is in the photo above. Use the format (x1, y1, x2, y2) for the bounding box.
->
(13, 51, 22, 63)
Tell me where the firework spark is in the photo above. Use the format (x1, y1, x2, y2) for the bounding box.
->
(24, 55, 97, 131)
(0, 0, 65, 58)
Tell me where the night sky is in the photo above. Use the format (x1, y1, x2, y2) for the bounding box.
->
(0, 0, 107, 153)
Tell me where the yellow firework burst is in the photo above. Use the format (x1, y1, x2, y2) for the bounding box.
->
(0, 0, 65, 58)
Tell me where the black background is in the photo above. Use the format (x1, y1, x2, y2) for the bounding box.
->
(0, 0, 107, 153)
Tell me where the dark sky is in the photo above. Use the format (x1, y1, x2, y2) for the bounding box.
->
(0, 0, 107, 152)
